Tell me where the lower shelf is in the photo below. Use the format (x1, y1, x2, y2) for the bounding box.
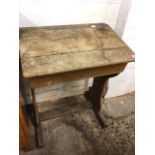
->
(38, 95, 92, 121)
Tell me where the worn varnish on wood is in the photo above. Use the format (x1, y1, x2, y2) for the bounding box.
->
(19, 23, 134, 147)
(20, 23, 134, 79)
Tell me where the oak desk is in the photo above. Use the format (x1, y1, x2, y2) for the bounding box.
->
(20, 23, 134, 147)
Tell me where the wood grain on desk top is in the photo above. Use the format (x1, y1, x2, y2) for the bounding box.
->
(19, 23, 134, 78)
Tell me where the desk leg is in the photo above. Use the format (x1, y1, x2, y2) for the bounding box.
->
(31, 88, 44, 147)
(85, 76, 109, 111)
(84, 76, 110, 127)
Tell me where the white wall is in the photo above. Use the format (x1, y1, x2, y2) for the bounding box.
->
(20, 0, 135, 101)
(19, 0, 122, 28)
(106, 0, 135, 97)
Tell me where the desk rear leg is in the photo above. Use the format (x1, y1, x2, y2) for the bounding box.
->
(84, 76, 109, 128)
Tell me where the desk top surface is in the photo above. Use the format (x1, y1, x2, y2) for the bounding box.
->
(20, 23, 134, 78)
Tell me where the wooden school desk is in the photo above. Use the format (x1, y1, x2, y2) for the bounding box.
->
(19, 23, 134, 147)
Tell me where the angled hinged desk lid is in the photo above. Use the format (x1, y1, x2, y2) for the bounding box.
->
(19, 23, 135, 78)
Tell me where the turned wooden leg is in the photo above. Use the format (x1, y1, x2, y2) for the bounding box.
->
(31, 88, 44, 147)
(85, 76, 109, 111)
